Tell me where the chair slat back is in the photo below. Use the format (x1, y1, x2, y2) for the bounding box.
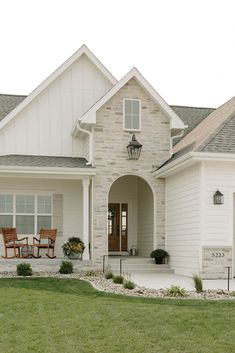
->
(39, 229, 57, 244)
(2, 228, 17, 244)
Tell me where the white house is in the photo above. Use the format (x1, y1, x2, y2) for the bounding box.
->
(0, 44, 234, 279)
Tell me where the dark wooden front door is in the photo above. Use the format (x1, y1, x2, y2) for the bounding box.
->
(108, 203, 128, 252)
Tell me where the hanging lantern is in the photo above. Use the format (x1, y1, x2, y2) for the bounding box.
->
(127, 134, 142, 160)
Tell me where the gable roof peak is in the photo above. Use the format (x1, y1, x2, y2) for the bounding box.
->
(77, 67, 185, 130)
(0, 44, 117, 131)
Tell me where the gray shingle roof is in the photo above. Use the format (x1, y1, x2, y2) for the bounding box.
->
(0, 94, 26, 121)
(170, 105, 215, 145)
(0, 155, 92, 168)
(200, 113, 235, 153)
(157, 106, 235, 172)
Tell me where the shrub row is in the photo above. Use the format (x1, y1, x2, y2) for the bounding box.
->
(105, 271, 135, 290)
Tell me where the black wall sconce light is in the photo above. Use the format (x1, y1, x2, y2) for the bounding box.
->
(213, 190, 224, 205)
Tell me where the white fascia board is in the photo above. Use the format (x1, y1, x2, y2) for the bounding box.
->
(0, 45, 117, 131)
(192, 151, 235, 162)
(0, 165, 96, 178)
(79, 67, 185, 129)
(153, 153, 194, 178)
(154, 151, 235, 178)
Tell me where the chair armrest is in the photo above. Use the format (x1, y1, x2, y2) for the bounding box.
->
(33, 237, 40, 244)
(18, 237, 28, 242)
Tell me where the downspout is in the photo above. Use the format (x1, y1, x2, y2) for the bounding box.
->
(170, 126, 187, 155)
(76, 121, 93, 166)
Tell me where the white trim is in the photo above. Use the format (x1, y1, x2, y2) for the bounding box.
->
(199, 161, 206, 273)
(154, 151, 235, 178)
(75, 67, 185, 130)
(82, 179, 90, 260)
(0, 166, 96, 179)
(0, 44, 117, 131)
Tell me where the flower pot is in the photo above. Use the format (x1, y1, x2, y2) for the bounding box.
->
(68, 252, 82, 260)
(155, 257, 163, 264)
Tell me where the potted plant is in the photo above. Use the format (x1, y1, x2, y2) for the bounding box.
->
(150, 249, 169, 264)
(62, 237, 85, 260)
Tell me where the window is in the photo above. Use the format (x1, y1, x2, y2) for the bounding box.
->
(0, 194, 52, 234)
(124, 99, 141, 131)
(16, 195, 35, 234)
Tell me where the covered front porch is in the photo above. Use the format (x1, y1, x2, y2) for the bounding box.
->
(0, 157, 95, 260)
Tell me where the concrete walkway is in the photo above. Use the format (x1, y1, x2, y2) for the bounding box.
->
(129, 272, 235, 291)
(0, 258, 234, 291)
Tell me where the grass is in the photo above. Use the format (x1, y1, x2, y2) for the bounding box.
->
(0, 278, 235, 353)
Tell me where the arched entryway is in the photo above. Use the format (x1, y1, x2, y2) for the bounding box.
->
(108, 175, 154, 256)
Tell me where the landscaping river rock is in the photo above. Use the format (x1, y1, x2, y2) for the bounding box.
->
(0, 270, 234, 300)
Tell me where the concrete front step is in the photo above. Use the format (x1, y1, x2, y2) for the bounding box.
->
(107, 257, 174, 275)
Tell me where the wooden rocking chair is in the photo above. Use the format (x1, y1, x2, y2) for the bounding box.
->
(1, 228, 28, 258)
(33, 228, 57, 258)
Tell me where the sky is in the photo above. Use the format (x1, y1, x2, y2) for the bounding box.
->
(0, 0, 235, 108)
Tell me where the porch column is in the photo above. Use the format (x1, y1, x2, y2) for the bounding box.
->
(82, 179, 90, 260)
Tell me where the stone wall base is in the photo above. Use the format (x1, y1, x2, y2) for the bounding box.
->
(202, 247, 232, 279)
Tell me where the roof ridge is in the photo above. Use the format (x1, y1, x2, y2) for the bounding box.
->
(170, 104, 215, 110)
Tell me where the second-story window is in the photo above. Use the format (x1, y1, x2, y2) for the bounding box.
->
(123, 99, 141, 131)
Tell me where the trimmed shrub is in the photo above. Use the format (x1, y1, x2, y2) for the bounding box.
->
(113, 275, 124, 284)
(123, 281, 135, 290)
(193, 274, 203, 293)
(16, 263, 33, 276)
(166, 285, 186, 297)
(105, 271, 114, 280)
(59, 261, 73, 274)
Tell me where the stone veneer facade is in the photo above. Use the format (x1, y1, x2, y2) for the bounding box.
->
(91, 78, 171, 262)
(202, 246, 232, 279)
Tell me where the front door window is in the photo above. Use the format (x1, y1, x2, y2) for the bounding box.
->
(108, 203, 128, 252)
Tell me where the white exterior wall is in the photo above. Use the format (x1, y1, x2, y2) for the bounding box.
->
(0, 54, 112, 157)
(203, 161, 234, 247)
(166, 164, 201, 276)
(0, 177, 83, 257)
(137, 178, 154, 256)
(201, 161, 234, 277)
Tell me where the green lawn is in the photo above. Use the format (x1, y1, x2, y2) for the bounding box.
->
(0, 278, 234, 353)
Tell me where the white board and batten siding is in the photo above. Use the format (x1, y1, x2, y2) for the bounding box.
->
(0, 54, 112, 158)
(166, 164, 201, 276)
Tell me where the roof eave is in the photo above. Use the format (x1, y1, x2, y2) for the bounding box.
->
(0, 165, 96, 179)
(154, 151, 235, 178)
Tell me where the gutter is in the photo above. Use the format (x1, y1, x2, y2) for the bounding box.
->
(153, 151, 235, 178)
(153, 152, 194, 177)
